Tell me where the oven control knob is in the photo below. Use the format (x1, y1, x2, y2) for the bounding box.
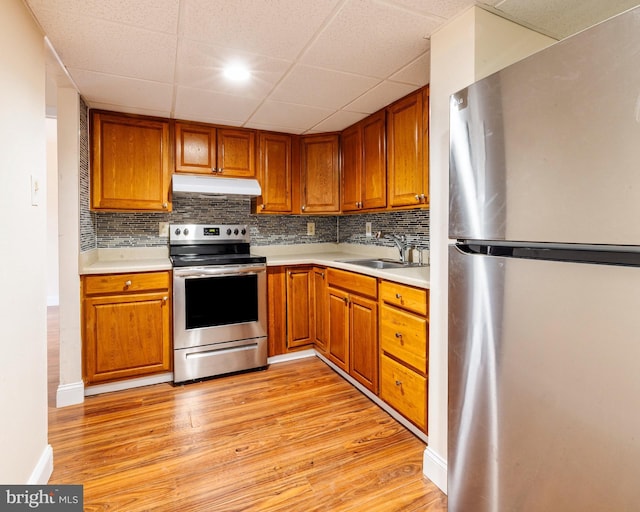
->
(233, 228, 238, 235)
(241, 228, 246, 235)
(183, 228, 189, 236)
(174, 228, 181, 236)
(226, 228, 232, 235)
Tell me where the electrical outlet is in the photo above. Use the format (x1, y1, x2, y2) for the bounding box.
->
(365, 222, 372, 237)
(159, 222, 169, 237)
(307, 222, 315, 236)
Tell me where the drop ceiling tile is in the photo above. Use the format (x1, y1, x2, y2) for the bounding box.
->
(494, 0, 640, 38)
(270, 65, 380, 109)
(309, 110, 368, 133)
(174, 86, 262, 125)
(344, 81, 420, 114)
(249, 100, 334, 133)
(176, 39, 291, 97)
(244, 121, 306, 135)
(301, 0, 436, 78)
(26, 0, 180, 34)
(69, 69, 174, 113)
(387, 0, 491, 19)
(180, 0, 341, 60)
(389, 51, 431, 85)
(34, 8, 177, 83)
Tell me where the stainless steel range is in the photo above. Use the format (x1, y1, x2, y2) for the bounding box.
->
(170, 224, 268, 384)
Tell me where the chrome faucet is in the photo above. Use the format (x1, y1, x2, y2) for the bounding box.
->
(376, 232, 411, 262)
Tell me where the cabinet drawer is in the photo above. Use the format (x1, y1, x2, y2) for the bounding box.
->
(380, 304, 427, 373)
(327, 268, 377, 299)
(380, 354, 426, 430)
(84, 271, 170, 296)
(379, 280, 427, 316)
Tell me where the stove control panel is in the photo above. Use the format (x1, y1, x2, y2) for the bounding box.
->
(170, 224, 250, 244)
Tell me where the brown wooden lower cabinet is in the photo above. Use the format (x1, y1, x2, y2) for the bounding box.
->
(82, 271, 172, 385)
(326, 268, 378, 393)
(286, 266, 315, 349)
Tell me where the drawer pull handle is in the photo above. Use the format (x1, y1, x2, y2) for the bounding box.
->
(395, 380, 402, 387)
(395, 332, 403, 343)
(162, 296, 168, 303)
(124, 280, 132, 287)
(395, 293, 402, 299)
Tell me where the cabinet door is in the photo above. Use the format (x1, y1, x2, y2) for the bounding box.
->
(340, 123, 362, 212)
(255, 132, 292, 213)
(217, 128, 256, 178)
(91, 111, 171, 211)
(300, 134, 340, 213)
(327, 287, 349, 372)
(84, 292, 171, 384)
(386, 90, 426, 207)
(349, 294, 378, 393)
(361, 109, 387, 210)
(267, 266, 287, 357)
(286, 267, 314, 348)
(313, 267, 328, 353)
(174, 121, 217, 175)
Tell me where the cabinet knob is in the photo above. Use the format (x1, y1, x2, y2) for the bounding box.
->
(260, 204, 266, 210)
(124, 280, 132, 287)
(162, 296, 168, 303)
(395, 332, 402, 338)
(162, 202, 168, 209)
(343, 296, 349, 305)
(420, 193, 426, 201)
(395, 380, 402, 387)
(415, 194, 420, 201)
(395, 293, 402, 299)
(301, 205, 306, 211)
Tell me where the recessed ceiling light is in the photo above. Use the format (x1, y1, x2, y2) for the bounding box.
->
(223, 64, 251, 82)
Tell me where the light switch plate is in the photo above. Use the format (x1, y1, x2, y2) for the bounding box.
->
(159, 222, 169, 237)
(365, 222, 372, 237)
(307, 222, 315, 236)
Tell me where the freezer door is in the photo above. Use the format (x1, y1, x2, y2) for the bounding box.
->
(448, 245, 640, 511)
(449, 6, 640, 245)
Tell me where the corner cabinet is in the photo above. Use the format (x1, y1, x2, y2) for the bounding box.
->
(326, 268, 378, 393)
(90, 111, 171, 212)
(82, 271, 172, 385)
(300, 134, 340, 213)
(341, 109, 387, 212)
(386, 87, 429, 208)
(174, 121, 256, 178)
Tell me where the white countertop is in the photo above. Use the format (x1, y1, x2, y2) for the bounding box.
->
(79, 243, 430, 289)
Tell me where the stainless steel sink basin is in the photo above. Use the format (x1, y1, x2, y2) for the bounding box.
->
(340, 258, 422, 269)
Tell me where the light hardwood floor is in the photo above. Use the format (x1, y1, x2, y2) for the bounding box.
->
(47, 307, 447, 511)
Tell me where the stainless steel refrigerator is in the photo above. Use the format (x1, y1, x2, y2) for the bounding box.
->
(448, 6, 640, 511)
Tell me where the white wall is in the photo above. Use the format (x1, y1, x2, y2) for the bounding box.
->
(46, 118, 59, 306)
(0, 0, 52, 483)
(424, 6, 555, 493)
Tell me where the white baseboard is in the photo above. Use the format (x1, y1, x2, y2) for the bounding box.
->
(28, 444, 53, 484)
(56, 381, 85, 407)
(84, 372, 173, 396)
(267, 349, 315, 365)
(423, 446, 448, 494)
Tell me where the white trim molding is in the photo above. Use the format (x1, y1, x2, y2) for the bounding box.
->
(56, 381, 84, 407)
(423, 446, 448, 494)
(85, 373, 173, 396)
(267, 349, 315, 365)
(28, 444, 53, 484)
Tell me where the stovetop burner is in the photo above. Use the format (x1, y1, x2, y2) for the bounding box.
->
(169, 224, 266, 267)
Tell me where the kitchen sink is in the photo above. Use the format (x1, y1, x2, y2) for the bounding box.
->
(340, 258, 423, 269)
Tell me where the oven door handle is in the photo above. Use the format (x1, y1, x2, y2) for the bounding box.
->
(173, 265, 266, 279)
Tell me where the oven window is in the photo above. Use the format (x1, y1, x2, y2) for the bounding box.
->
(184, 274, 258, 329)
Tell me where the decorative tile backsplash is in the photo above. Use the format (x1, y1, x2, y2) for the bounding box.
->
(79, 99, 429, 251)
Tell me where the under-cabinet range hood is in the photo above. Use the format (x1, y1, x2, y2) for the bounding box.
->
(172, 174, 261, 197)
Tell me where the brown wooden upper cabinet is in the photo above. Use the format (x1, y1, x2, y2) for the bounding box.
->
(90, 110, 171, 212)
(253, 131, 293, 214)
(341, 109, 386, 212)
(299, 134, 340, 214)
(174, 121, 256, 178)
(386, 86, 429, 208)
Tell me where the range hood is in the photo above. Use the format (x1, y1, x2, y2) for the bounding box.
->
(172, 174, 262, 197)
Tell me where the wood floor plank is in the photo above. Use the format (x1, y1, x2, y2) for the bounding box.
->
(48, 308, 447, 511)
